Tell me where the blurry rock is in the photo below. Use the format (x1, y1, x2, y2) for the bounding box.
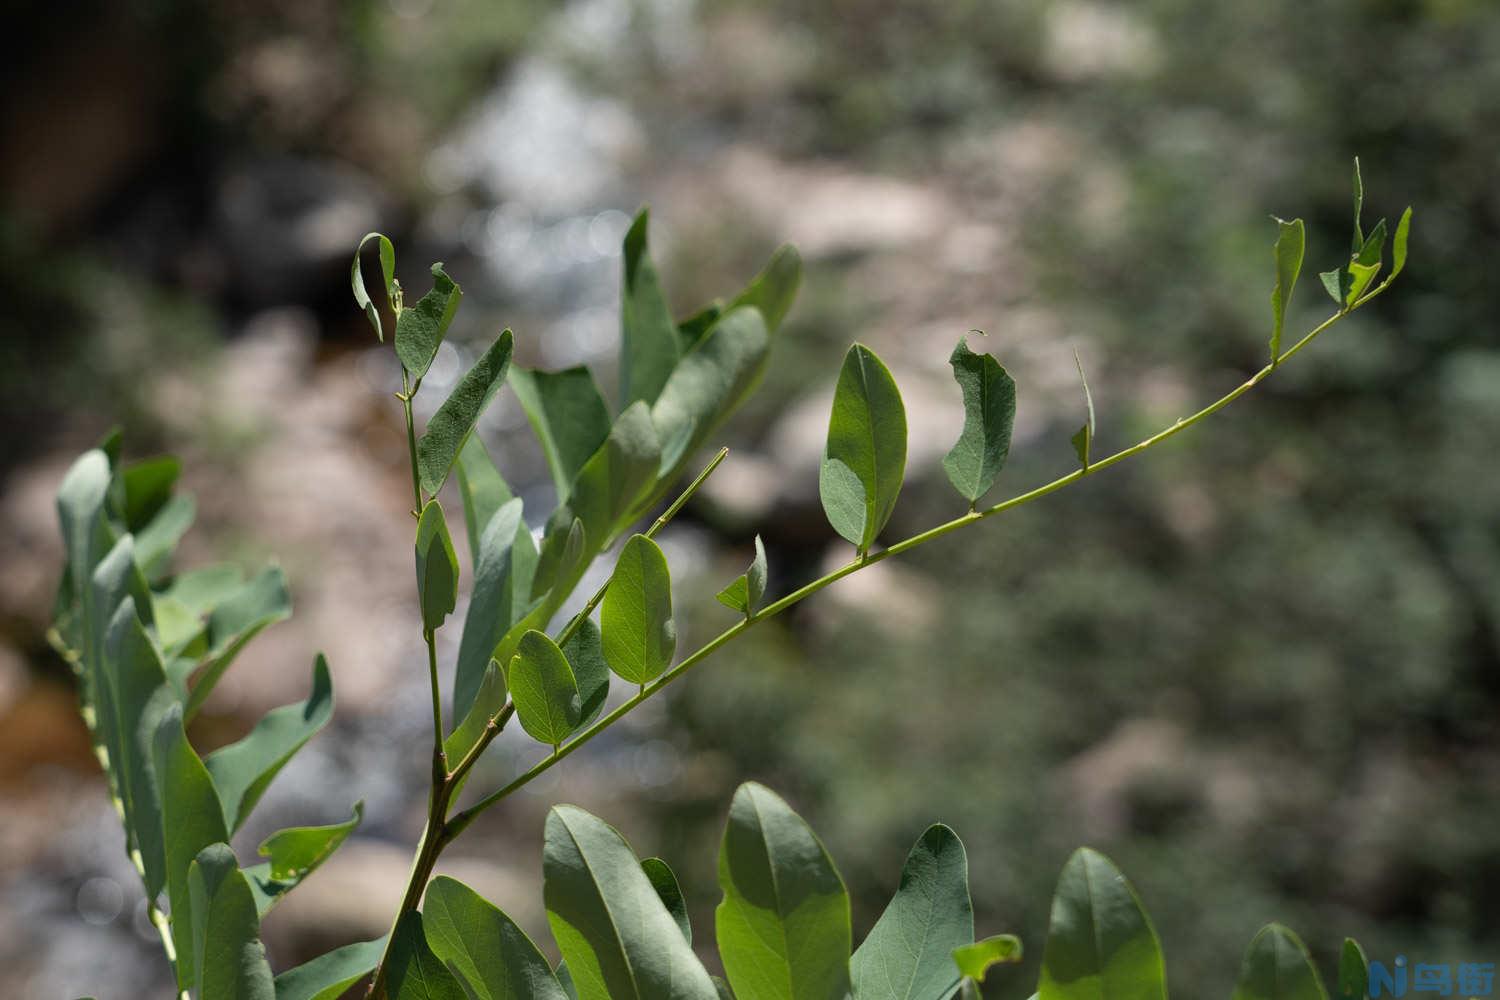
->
(1065, 716, 1192, 838)
(813, 548, 940, 636)
(1042, 2, 1162, 82)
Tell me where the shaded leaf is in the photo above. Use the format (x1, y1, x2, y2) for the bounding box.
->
(942, 336, 1016, 505)
(561, 617, 610, 728)
(444, 660, 504, 769)
(425, 875, 568, 1000)
(352, 232, 396, 341)
(568, 402, 661, 548)
(183, 566, 292, 719)
(1350, 157, 1365, 251)
(1338, 938, 1369, 1000)
(725, 244, 802, 334)
(544, 805, 718, 1000)
(387, 912, 467, 1000)
(416, 500, 460, 635)
(851, 824, 974, 1000)
(1270, 218, 1305, 362)
(819, 343, 907, 554)
(1037, 848, 1165, 1000)
(120, 456, 180, 530)
(510, 366, 612, 502)
(641, 858, 691, 944)
(952, 935, 1023, 984)
(715, 535, 767, 617)
(716, 782, 852, 1000)
(206, 656, 334, 833)
(454, 436, 514, 564)
(134, 494, 195, 580)
(509, 630, 582, 746)
(620, 208, 681, 407)
(396, 263, 463, 379)
(453, 499, 527, 724)
(1232, 925, 1327, 1000)
(188, 843, 275, 1000)
(417, 330, 515, 496)
(601, 534, 676, 685)
(273, 937, 386, 1000)
(1070, 351, 1096, 470)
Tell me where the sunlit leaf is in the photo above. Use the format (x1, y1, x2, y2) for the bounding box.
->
(453, 498, 527, 724)
(952, 935, 1023, 984)
(942, 336, 1016, 504)
(417, 329, 514, 496)
(395, 263, 462, 379)
(1232, 925, 1327, 1000)
(726, 244, 802, 335)
(715, 535, 767, 617)
(425, 875, 568, 1000)
(1037, 848, 1165, 1000)
(568, 402, 661, 548)
(509, 630, 582, 746)
(819, 343, 907, 554)
(258, 802, 362, 882)
(119, 455, 180, 531)
(1270, 218, 1305, 363)
(415, 499, 460, 635)
(182, 566, 292, 719)
(601, 534, 676, 686)
(187, 843, 275, 1000)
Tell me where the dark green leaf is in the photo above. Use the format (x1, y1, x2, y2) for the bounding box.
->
(568, 402, 661, 548)
(273, 937, 386, 1000)
(454, 436, 514, 564)
(352, 232, 396, 341)
(819, 343, 907, 554)
(417, 330, 515, 496)
(453, 498, 527, 724)
(188, 843, 275, 1000)
(952, 936, 1023, 983)
(716, 782, 852, 1000)
(120, 456, 180, 530)
(396, 263, 463, 379)
(942, 337, 1016, 505)
(544, 805, 718, 1000)
(678, 302, 724, 348)
(206, 655, 334, 833)
(620, 208, 681, 407)
(601, 534, 675, 685)
(1037, 848, 1165, 1000)
(715, 535, 767, 617)
(851, 824, 974, 1000)
(154, 702, 231, 989)
(509, 630, 582, 746)
(641, 858, 691, 944)
(1231, 925, 1327, 1000)
(425, 875, 568, 1000)
(1270, 218, 1305, 362)
(387, 911, 468, 1000)
(561, 617, 609, 728)
(416, 499, 460, 635)
(510, 366, 612, 502)
(183, 566, 292, 719)
(1338, 938, 1369, 1000)
(1070, 351, 1095, 470)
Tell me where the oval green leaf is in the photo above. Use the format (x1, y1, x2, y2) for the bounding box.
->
(601, 534, 676, 685)
(1037, 848, 1165, 1000)
(942, 337, 1016, 505)
(509, 630, 583, 746)
(1232, 925, 1328, 1000)
(188, 843, 275, 1000)
(415, 499, 460, 636)
(425, 875, 568, 1000)
(621, 208, 681, 407)
(820, 343, 907, 554)
(395, 263, 462, 379)
(273, 936, 386, 1000)
(1270, 218, 1305, 363)
(387, 911, 467, 1000)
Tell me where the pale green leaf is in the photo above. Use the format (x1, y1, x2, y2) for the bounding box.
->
(1270, 218, 1305, 362)
(188, 843, 275, 1000)
(417, 330, 514, 496)
(509, 366, 612, 502)
(273, 937, 386, 1000)
(509, 630, 582, 746)
(952, 935, 1023, 983)
(715, 535, 767, 617)
(444, 660, 504, 769)
(601, 534, 675, 685)
(352, 232, 396, 341)
(387, 912, 468, 1000)
(641, 857, 691, 944)
(544, 805, 718, 1000)
(620, 208, 681, 407)
(416, 499, 460, 635)
(820, 343, 907, 554)
(716, 782, 852, 1000)
(455, 436, 514, 564)
(1037, 848, 1165, 1000)
(1350, 156, 1365, 251)
(453, 499, 527, 724)
(133, 494, 195, 580)
(258, 802, 362, 882)
(851, 824, 974, 1000)
(396, 263, 463, 379)
(425, 875, 568, 1000)
(942, 337, 1016, 504)
(1232, 925, 1327, 1000)
(568, 402, 661, 549)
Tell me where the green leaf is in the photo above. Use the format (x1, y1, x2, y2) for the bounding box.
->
(258, 801, 362, 881)
(119, 455, 181, 530)
(620, 208, 681, 407)
(942, 336, 1016, 505)
(425, 875, 569, 1000)
(1338, 938, 1369, 1000)
(561, 617, 610, 728)
(531, 508, 587, 603)
(715, 535, 768, 617)
(1350, 157, 1365, 252)
(1390, 207, 1412, 281)
(641, 857, 691, 944)
(952, 935, 1023, 983)
(455, 436, 514, 564)
(352, 232, 396, 341)
(206, 655, 334, 833)
(444, 659, 504, 769)
(509, 630, 582, 746)
(453, 499, 528, 723)
(416, 330, 515, 496)
(1037, 848, 1165, 1000)
(416, 499, 460, 635)
(725, 243, 802, 335)
(819, 343, 908, 554)
(1356, 218, 1387, 268)
(134, 494, 196, 580)
(1070, 351, 1096, 470)
(851, 824, 974, 1000)
(1270, 218, 1306, 362)
(154, 702, 231, 989)
(1231, 925, 1327, 1000)
(716, 782, 852, 1000)
(601, 534, 676, 685)
(678, 302, 724, 348)
(183, 566, 292, 719)
(188, 843, 275, 1000)
(544, 805, 719, 1000)
(273, 937, 386, 1000)
(510, 366, 612, 502)
(650, 305, 771, 481)
(396, 263, 463, 379)
(387, 911, 468, 1000)
(568, 401, 662, 548)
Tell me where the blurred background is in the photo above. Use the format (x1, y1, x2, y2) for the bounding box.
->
(2, 0, 1497, 996)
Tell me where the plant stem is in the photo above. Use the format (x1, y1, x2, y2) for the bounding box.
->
(425, 633, 444, 760)
(399, 372, 423, 515)
(445, 304, 1358, 837)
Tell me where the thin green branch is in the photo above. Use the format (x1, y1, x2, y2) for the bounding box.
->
(445, 302, 1364, 838)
